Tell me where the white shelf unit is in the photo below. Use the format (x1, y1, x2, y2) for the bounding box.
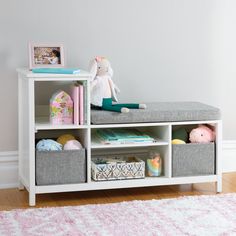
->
(18, 69, 222, 206)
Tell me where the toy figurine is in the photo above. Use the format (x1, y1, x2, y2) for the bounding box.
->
(147, 152, 162, 177)
(50, 90, 73, 125)
(89, 56, 146, 113)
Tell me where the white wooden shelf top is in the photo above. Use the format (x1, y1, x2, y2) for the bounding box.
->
(35, 117, 88, 130)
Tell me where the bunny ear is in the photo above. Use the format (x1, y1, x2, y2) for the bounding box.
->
(88, 59, 97, 81)
(95, 56, 102, 62)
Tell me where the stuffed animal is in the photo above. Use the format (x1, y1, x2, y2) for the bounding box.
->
(57, 134, 76, 146)
(64, 140, 83, 150)
(36, 139, 62, 151)
(89, 56, 146, 113)
(189, 125, 215, 143)
(171, 139, 186, 144)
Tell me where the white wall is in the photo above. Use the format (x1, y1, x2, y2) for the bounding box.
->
(0, 0, 235, 151)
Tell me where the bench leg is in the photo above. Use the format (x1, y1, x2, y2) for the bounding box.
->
(18, 179, 24, 190)
(29, 192, 36, 206)
(216, 177, 222, 193)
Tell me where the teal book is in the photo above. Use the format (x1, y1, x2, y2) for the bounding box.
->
(96, 129, 154, 142)
(32, 68, 80, 74)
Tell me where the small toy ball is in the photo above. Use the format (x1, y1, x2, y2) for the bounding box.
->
(171, 139, 186, 145)
(57, 134, 76, 146)
(64, 140, 83, 150)
(189, 124, 215, 143)
(172, 127, 188, 143)
(36, 139, 62, 151)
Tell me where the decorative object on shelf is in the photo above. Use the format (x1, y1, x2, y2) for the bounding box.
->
(172, 127, 188, 143)
(89, 56, 146, 113)
(50, 90, 73, 125)
(64, 140, 83, 150)
(147, 152, 162, 177)
(57, 134, 76, 146)
(189, 124, 215, 143)
(36, 139, 62, 151)
(92, 156, 145, 181)
(32, 68, 80, 74)
(28, 43, 65, 69)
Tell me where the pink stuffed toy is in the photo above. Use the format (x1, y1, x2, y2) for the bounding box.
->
(189, 125, 215, 143)
(64, 140, 83, 150)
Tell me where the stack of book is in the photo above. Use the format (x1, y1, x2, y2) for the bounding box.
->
(95, 128, 156, 145)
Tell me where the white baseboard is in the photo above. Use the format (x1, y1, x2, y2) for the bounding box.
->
(0, 151, 18, 189)
(1, 141, 236, 189)
(221, 140, 236, 173)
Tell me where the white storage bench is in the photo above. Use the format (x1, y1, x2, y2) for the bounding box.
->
(17, 69, 222, 206)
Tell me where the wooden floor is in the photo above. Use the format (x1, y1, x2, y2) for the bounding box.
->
(0, 173, 236, 211)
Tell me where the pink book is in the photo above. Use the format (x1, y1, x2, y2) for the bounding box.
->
(79, 85, 84, 125)
(70, 85, 79, 125)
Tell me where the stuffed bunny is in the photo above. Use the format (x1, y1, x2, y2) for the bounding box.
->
(189, 124, 216, 143)
(89, 56, 146, 113)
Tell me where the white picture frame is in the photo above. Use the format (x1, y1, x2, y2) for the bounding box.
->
(28, 43, 65, 69)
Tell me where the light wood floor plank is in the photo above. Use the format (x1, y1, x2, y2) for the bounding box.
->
(0, 173, 235, 211)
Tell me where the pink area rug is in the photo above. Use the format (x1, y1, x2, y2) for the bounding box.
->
(1, 194, 236, 236)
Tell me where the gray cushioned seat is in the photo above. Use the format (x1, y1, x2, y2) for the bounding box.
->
(91, 102, 221, 124)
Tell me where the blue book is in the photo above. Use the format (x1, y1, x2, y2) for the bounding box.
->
(32, 68, 80, 74)
(97, 129, 154, 142)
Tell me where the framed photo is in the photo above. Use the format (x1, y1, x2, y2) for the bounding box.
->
(29, 43, 65, 69)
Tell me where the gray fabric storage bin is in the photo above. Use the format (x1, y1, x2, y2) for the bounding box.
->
(36, 149, 86, 185)
(172, 143, 215, 177)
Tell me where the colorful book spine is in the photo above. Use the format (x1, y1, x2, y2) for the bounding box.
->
(79, 85, 84, 125)
(83, 82, 87, 124)
(70, 85, 79, 125)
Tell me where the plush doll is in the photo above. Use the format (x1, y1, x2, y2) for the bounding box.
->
(57, 134, 76, 146)
(36, 139, 62, 151)
(189, 124, 215, 143)
(89, 56, 146, 113)
(171, 139, 186, 144)
(64, 140, 83, 150)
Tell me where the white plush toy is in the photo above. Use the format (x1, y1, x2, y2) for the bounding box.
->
(89, 56, 146, 113)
